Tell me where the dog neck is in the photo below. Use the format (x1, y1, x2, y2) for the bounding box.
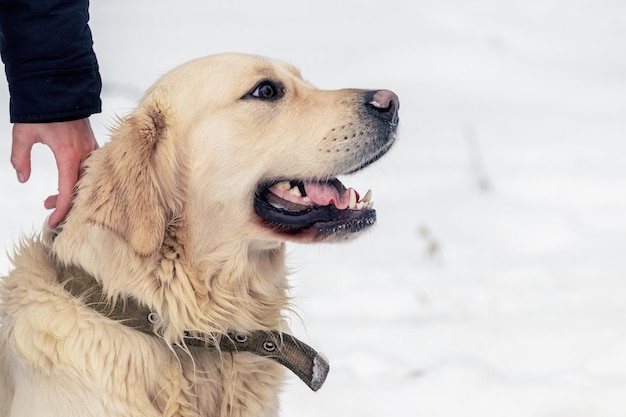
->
(54, 260, 328, 391)
(50, 218, 290, 344)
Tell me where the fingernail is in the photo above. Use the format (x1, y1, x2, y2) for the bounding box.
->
(16, 171, 25, 183)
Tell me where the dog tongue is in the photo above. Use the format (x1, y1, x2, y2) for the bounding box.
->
(303, 181, 354, 210)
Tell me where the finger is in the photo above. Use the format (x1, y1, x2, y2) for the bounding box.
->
(48, 193, 73, 228)
(10, 125, 36, 183)
(48, 154, 80, 228)
(44, 164, 78, 228)
(44, 195, 58, 210)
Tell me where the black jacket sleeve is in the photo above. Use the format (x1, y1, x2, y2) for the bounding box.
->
(0, 0, 102, 123)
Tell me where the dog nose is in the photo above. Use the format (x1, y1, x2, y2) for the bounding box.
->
(365, 89, 399, 124)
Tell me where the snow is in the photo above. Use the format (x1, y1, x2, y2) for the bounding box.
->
(1, 0, 626, 415)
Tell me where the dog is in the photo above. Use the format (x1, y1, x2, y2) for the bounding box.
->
(0, 53, 398, 417)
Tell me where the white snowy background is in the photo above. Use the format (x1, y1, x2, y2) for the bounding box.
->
(1, 1, 625, 415)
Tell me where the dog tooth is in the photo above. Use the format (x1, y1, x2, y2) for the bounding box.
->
(275, 181, 291, 191)
(289, 185, 302, 197)
(360, 189, 372, 203)
(349, 189, 357, 209)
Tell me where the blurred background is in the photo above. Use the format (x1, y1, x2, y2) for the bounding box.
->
(1, 1, 625, 415)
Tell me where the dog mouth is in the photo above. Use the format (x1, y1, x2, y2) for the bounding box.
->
(254, 179, 376, 239)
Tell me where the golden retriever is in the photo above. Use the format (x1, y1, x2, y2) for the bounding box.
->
(0, 53, 398, 417)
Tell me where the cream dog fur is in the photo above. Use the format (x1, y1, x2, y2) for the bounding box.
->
(0, 53, 399, 417)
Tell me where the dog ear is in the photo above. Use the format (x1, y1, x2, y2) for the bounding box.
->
(85, 103, 169, 256)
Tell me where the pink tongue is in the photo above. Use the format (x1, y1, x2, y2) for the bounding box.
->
(304, 181, 353, 210)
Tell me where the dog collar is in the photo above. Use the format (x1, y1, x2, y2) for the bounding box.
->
(56, 263, 329, 391)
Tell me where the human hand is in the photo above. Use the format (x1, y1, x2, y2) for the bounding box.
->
(11, 119, 99, 228)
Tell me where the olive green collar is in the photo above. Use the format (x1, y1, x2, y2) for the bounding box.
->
(56, 262, 329, 391)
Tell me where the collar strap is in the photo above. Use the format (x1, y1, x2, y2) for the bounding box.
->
(56, 263, 329, 391)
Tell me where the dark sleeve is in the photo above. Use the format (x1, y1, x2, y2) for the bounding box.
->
(0, 0, 102, 123)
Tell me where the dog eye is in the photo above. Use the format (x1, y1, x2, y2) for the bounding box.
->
(253, 83, 275, 98)
(248, 81, 284, 100)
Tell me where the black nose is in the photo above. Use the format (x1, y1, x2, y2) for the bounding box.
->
(364, 89, 399, 124)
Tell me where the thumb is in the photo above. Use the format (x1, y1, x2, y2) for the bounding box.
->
(11, 125, 36, 183)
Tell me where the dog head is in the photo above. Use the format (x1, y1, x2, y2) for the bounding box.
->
(70, 54, 398, 256)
